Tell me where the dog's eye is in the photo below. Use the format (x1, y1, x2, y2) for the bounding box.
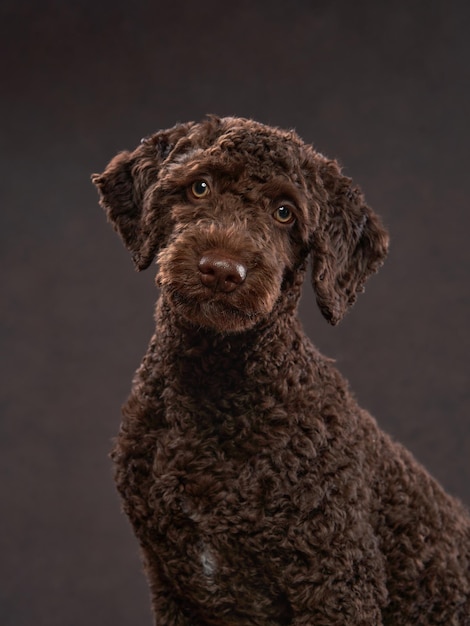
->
(190, 180, 210, 199)
(273, 205, 295, 224)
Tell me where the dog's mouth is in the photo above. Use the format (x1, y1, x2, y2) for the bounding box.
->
(168, 289, 261, 333)
(157, 241, 284, 333)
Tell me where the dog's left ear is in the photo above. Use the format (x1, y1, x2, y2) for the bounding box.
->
(91, 122, 194, 270)
(310, 157, 389, 325)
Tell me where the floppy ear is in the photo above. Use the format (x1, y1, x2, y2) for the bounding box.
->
(91, 122, 194, 270)
(310, 157, 389, 325)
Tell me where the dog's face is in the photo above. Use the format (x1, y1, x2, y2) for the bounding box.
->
(92, 116, 389, 332)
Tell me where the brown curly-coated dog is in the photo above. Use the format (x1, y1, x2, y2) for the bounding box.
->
(92, 116, 470, 625)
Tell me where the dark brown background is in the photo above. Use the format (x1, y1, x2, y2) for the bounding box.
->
(1, 1, 469, 624)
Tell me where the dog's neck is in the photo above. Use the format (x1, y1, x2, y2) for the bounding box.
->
(155, 268, 307, 363)
(135, 268, 327, 437)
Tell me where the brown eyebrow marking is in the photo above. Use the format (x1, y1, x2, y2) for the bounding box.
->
(162, 156, 247, 191)
(258, 178, 304, 203)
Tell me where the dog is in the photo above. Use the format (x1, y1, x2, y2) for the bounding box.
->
(92, 115, 470, 625)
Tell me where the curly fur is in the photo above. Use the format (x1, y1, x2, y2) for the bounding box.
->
(92, 116, 470, 625)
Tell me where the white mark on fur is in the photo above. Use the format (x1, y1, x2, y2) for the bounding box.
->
(200, 543, 217, 577)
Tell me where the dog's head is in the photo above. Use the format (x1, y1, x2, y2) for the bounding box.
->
(92, 116, 388, 332)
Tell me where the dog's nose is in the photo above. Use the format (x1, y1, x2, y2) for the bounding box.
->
(198, 251, 247, 293)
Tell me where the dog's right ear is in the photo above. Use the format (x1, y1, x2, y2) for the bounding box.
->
(91, 123, 193, 270)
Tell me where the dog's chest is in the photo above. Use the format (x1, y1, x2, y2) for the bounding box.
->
(128, 416, 300, 617)
(149, 417, 286, 536)
(118, 344, 329, 616)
